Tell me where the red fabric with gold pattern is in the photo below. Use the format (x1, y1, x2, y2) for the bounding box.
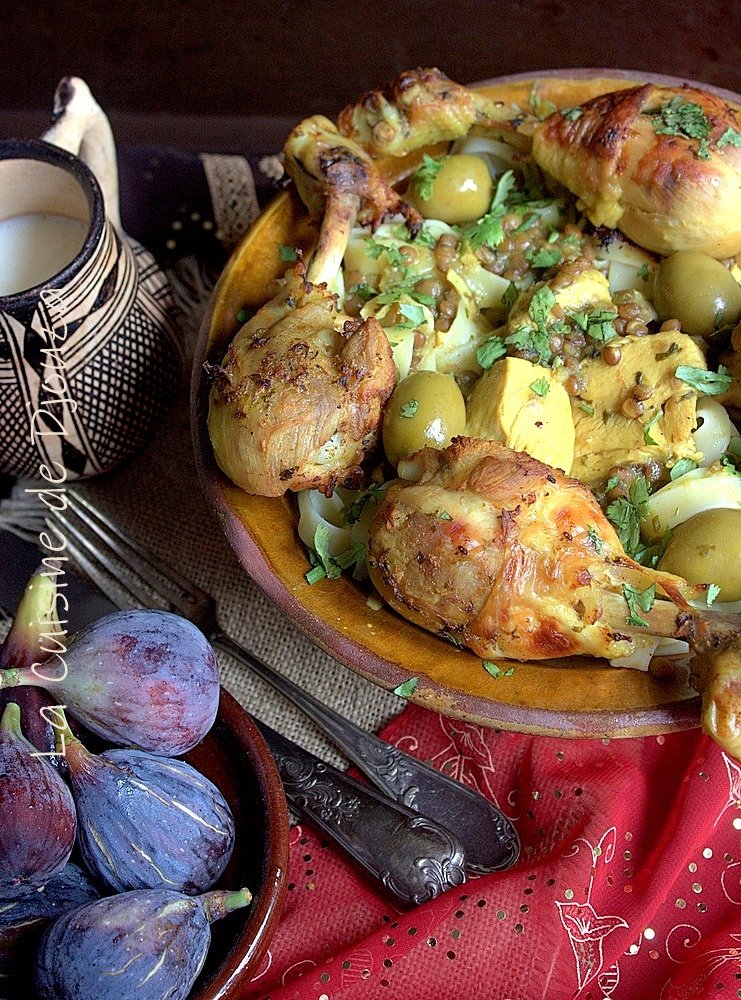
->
(245, 706, 741, 999)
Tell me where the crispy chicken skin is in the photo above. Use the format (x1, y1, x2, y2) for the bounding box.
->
(336, 67, 522, 158)
(532, 84, 741, 257)
(367, 437, 728, 663)
(207, 265, 395, 497)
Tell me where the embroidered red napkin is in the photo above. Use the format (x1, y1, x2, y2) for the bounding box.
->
(245, 705, 741, 999)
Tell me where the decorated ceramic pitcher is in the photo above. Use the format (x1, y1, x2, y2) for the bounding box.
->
(0, 77, 182, 480)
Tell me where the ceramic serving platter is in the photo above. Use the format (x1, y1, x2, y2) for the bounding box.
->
(190, 70, 740, 739)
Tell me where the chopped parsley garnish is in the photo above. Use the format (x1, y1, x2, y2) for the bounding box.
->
(706, 583, 722, 607)
(669, 458, 698, 481)
(466, 170, 516, 249)
(606, 475, 650, 556)
(279, 244, 298, 262)
(393, 676, 420, 698)
(561, 107, 583, 121)
(642, 410, 662, 446)
(649, 97, 712, 159)
(413, 154, 445, 200)
(717, 127, 741, 149)
(526, 245, 563, 268)
(530, 377, 550, 397)
(674, 364, 733, 395)
(476, 335, 508, 370)
(482, 660, 515, 679)
(400, 399, 419, 418)
(622, 583, 656, 627)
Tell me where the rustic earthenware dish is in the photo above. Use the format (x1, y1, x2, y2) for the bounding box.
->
(191, 70, 741, 739)
(189, 688, 289, 999)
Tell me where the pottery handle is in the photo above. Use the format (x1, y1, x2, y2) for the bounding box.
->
(41, 76, 122, 234)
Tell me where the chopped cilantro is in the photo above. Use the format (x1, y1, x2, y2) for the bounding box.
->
(506, 324, 552, 366)
(306, 524, 366, 584)
(400, 399, 419, 418)
(633, 527, 672, 569)
(717, 127, 741, 149)
(344, 483, 387, 524)
(622, 583, 656, 627)
(530, 377, 550, 397)
(393, 676, 420, 698)
(438, 511, 453, 521)
(364, 237, 407, 272)
(529, 284, 556, 326)
(587, 526, 604, 553)
(585, 309, 619, 343)
(397, 302, 427, 328)
(606, 475, 650, 556)
(561, 107, 583, 121)
(374, 283, 436, 308)
(529, 84, 558, 120)
(670, 458, 698, 481)
(476, 335, 508, 370)
(236, 307, 251, 324)
(642, 410, 662, 446)
(502, 281, 519, 312)
(466, 170, 516, 249)
(578, 401, 595, 416)
(413, 154, 445, 200)
(605, 475, 621, 493)
(649, 97, 712, 159)
(674, 364, 733, 395)
(483, 660, 515, 679)
(706, 583, 722, 607)
(637, 263, 650, 281)
(348, 281, 377, 302)
(513, 212, 540, 234)
(527, 245, 563, 268)
(415, 223, 440, 247)
(279, 244, 298, 262)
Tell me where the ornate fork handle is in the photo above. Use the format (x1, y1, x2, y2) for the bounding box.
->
(255, 720, 467, 906)
(215, 633, 520, 874)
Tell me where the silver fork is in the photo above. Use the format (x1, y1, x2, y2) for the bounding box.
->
(50, 491, 519, 878)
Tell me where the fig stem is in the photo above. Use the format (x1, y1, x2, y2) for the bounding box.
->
(201, 887, 253, 924)
(0, 702, 23, 738)
(52, 708, 82, 758)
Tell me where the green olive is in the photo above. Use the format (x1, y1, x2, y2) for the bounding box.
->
(382, 371, 466, 466)
(410, 154, 493, 225)
(658, 508, 741, 601)
(653, 251, 741, 337)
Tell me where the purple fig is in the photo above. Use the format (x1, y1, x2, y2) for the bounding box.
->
(34, 886, 252, 1000)
(0, 569, 67, 764)
(0, 862, 100, 978)
(60, 716, 235, 894)
(0, 703, 76, 898)
(0, 609, 219, 755)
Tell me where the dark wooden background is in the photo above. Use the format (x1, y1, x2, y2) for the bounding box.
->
(1, 1, 739, 151)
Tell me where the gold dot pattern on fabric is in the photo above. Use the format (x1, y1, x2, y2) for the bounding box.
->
(514, 923, 524, 934)
(689, 862, 697, 873)
(676, 898, 687, 909)
(644, 928, 655, 940)
(451, 929, 461, 939)
(447, 951, 456, 960)
(408, 928, 417, 936)
(564, 889, 574, 900)
(625, 832, 633, 841)
(361, 969, 370, 980)
(383, 959, 393, 968)
(649, 950, 659, 960)
(497, 910, 506, 920)
(693, 883, 703, 893)
(427, 938, 437, 947)
(734, 818, 741, 830)
(342, 961, 351, 969)
(556, 751, 565, 760)
(698, 903, 708, 912)
(320, 973, 330, 983)
(704, 848, 714, 859)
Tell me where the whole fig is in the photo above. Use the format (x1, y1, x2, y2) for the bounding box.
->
(0, 609, 219, 755)
(63, 720, 235, 894)
(34, 886, 253, 1000)
(0, 703, 76, 898)
(0, 569, 67, 765)
(0, 862, 100, 978)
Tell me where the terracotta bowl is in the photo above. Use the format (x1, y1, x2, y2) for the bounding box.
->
(191, 70, 740, 740)
(188, 688, 289, 999)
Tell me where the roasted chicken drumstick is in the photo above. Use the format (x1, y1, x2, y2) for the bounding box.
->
(367, 438, 737, 663)
(206, 118, 420, 496)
